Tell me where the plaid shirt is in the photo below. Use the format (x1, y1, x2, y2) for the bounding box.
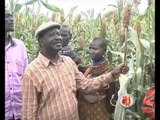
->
(22, 53, 114, 120)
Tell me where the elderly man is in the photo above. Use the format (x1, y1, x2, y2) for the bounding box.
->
(22, 22, 128, 120)
(5, 8, 28, 120)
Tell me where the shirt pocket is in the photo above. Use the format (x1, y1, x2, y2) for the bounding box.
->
(14, 60, 25, 76)
(64, 72, 76, 93)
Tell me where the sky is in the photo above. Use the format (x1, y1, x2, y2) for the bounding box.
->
(6, 0, 149, 16)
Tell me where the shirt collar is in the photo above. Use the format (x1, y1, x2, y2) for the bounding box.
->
(7, 35, 17, 46)
(38, 52, 64, 67)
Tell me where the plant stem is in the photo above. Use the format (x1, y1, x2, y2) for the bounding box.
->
(124, 26, 128, 64)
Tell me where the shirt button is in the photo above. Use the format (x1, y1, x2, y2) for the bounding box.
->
(10, 88, 12, 90)
(9, 75, 11, 77)
(7, 61, 9, 64)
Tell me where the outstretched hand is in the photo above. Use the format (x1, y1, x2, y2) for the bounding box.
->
(111, 63, 129, 79)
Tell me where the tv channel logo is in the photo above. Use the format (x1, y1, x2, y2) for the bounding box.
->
(118, 94, 135, 108)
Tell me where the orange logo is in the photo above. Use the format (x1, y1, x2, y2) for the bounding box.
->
(122, 96, 131, 106)
(119, 94, 135, 108)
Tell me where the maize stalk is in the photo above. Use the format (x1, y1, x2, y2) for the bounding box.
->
(114, 58, 134, 120)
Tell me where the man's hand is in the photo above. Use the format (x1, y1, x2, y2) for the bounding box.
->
(78, 64, 89, 73)
(111, 64, 129, 79)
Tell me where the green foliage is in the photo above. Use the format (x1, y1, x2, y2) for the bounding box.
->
(39, 0, 61, 12)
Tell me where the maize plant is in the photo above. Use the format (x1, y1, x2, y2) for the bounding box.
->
(6, 0, 155, 119)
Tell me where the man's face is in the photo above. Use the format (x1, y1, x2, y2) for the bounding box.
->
(40, 27, 62, 52)
(89, 40, 105, 62)
(60, 29, 71, 47)
(5, 10, 14, 32)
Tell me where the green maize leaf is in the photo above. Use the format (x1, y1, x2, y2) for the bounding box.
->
(114, 103, 126, 120)
(114, 74, 132, 120)
(37, 1, 41, 15)
(139, 39, 150, 53)
(150, 40, 155, 58)
(118, 74, 130, 96)
(114, 58, 134, 120)
(27, 15, 32, 25)
(107, 4, 117, 8)
(137, 85, 145, 95)
(23, 0, 37, 5)
(128, 55, 135, 75)
(14, 4, 22, 13)
(107, 50, 113, 64)
(136, 49, 142, 67)
(133, 5, 139, 14)
(39, 0, 61, 12)
(128, 26, 140, 49)
(139, 39, 154, 60)
(126, 109, 141, 119)
(135, 67, 142, 85)
(137, 14, 147, 21)
(128, 26, 143, 67)
(151, 4, 155, 36)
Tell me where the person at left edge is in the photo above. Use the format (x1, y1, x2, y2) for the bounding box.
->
(5, 8, 28, 120)
(22, 22, 128, 120)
